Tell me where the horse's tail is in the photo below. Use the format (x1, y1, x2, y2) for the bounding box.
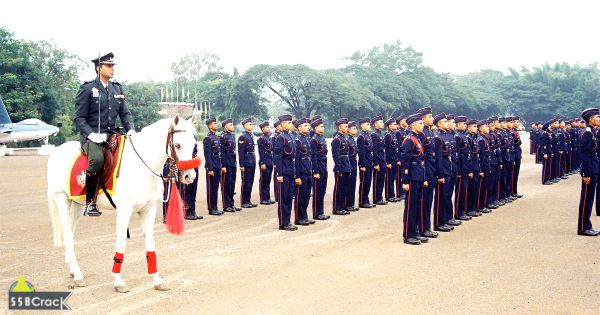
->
(47, 191, 63, 247)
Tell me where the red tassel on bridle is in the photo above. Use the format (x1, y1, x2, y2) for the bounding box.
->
(177, 157, 201, 170)
(165, 181, 185, 235)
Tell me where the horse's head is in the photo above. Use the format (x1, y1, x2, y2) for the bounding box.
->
(168, 115, 200, 185)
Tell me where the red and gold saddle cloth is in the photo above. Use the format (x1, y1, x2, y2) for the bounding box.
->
(67, 136, 126, 200)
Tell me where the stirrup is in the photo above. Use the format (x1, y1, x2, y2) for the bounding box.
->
(84, 202, 102, 216)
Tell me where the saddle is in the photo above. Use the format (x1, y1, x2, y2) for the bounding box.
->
(99, 134, 120, 184)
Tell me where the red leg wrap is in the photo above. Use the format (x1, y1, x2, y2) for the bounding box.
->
(112, 252, 124, 273)
(146, 251, 157, 274)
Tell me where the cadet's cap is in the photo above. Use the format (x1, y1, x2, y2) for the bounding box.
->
(433, 112, 447, 125)
(385, 117, 396, 126)
(581, 108, 600, 121)
(476, 120, 488, 127)
(273, 120, 281, 128)
(91, 52, 115, 67)
(311, 115, 322, 122)
(542, 121, 551, 131)
(372, 115, 383, 123)
(335, 118, 349, 126)
(489, 116, 499, 122)
(446, 114, 456, 121)
(205, 117, 216, 126)
(396, 114, 407, 124)
(348, 121, 357, 128)
(417, 107, 432, 115)
(455, 116, 467, 123)
(278, 114, 293, 122)
(359, 117, 371, 124)
(311, 118, 323, 128)
(406, 114, 423, 125)
(241, 117, 252, 125)
(294, 118, 310, 128)
(221, 118, 233, 127)
(467, 118, 477, 126)
(291, 119, 298, 127)
(259, 121, 269, 129)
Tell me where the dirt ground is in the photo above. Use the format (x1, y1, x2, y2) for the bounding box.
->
(1, 133, 599, 314)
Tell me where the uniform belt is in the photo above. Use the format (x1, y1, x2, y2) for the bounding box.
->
(246, 152, 255, 154)
(340, 155, 349, 157)
(211, 153, 221, 156)
(301, 157, 310, 160)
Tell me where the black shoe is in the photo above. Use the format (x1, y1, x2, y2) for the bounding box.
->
(404, 238, 421, 245)
(83, 202, 102, 216)
(251, 203, 258, 207)
(447, 219, 462, 226)
(459, 215, 472, 221)
(415, 235, 429, 243)
(498, 200, 506, 206)
(509, 196, 517, 201)
(235, 207, 242, 211)
(398, 196, 405, 201)
(279, 224, 298, 231)
(260, 201, 271, 205)
(577, 229, 600, 236)
(552, 179, 560, 183)
(223, 207, 236, 212)
(346, 207, 358, 212)
(444, 224, 455, 230)
(360, 204, 375, 208)
(376, 200, 388, 205)
(333, 210, 350, 215)
(269, 200, 276, 204)
(295, 220, 311, 226)
(209, 209, 223, 216)
(196, 215, 204, 219)
(512, 193, 523, 198)
(543, 181, 552, 185)
(561, 175, 569, 179)
(487, 202, 499, 209)
(434, 225, 452, 232)
(422, 230, 439, 238)
(185, 214, 199, 220)
(315, 214, 330, 220)
(242, 204, 254, 208)
(467, 211, 481, 217)
(307, 219, 316, 224)
(480, 208, 492, 213)
(386, 198, 398, 203)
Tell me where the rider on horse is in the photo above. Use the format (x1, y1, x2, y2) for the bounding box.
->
(74, 52, 135, 216)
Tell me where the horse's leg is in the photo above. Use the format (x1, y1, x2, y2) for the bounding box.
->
(142, 204, 170, 291)
(113, 206, 132, 293)
(54, 193, 85, 287)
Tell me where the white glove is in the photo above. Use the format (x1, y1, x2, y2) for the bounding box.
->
(127, 129, 136, 137)
(88, 132, 104, 143)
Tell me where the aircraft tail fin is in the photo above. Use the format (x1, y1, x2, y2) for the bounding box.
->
(0, 95, 12, 124)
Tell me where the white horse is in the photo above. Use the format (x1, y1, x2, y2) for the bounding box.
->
(47, 115, 198, 293)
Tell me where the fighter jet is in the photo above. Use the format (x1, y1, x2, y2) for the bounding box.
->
(0, 95, 59, 144)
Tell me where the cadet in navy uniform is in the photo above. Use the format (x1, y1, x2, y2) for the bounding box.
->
(400, 114, 430, 245)
(238, 118, 258, 208)
(309, 115, 321, 139)
(454, 116, 473, 221)
(509, 117, 524, 198)
(273, 121, 283, 201)
(258, 121, 275, 205)
(577, 108, 600, 236)
(540, 120, 555, 185)
(332, 118, 352, 215)
(310, 118, 330, 220)
(466, 119, 483, 217)
(486, 117, 501, 208)
(220, 118, 240, 212)
(357, 118, 375, 208)
(432, 113, 455, 232)
(476, 120, 492, 213)
(384, 118, 401, 202)
(416, 107, 438, 238)
(74, 52, 135, 216)
(371, 115, 387, 205)
(274, 114, 298, 231)
(570, 120, 581, 173)
(293, 118, 316, 226)
(183, 119, 202, 220)
(203, 117, 224, 216)
(346, 121, 359, 212)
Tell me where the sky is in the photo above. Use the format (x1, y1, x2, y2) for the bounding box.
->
(3, 0, 600, 83)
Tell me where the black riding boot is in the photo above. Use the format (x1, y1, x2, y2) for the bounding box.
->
(84, 172, 102, 216)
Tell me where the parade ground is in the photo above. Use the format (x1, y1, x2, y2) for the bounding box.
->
(1, 133, 599, 314)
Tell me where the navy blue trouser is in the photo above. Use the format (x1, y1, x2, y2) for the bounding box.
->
(396, 165, 405, 200)
(277, 175, 294, 227)
(404, 180, 423, 239)
(578, 174, 598, 232)
(489, 164, 500, 202)
(206, 168, 221, 211)
(477, 172, 489, 210)
(455, 173, 469, 218)
(346, 168, 357, 208)
(240, 166, 255, 204)
(259, 165, 273, 202)
(373, 164, 386, 202)
(434, 177, 451, 228)
(501, 161, 512, 199)
(294, 174, 312, 222)
(419, 175, 435, 233)
(359, 167, 373, 206)
(221, 166, 236, 208)
(385, 164, 397, 200)
(274, 167, 279, 202)
(183, 168, 199, 216)
(333, 171, 349, 211)
(445, 176, 456, 222)
(467, 174, 478, 212)
(312, 172, 327, 218)
(542, 157, 552, 184)
(511, 159, 521, 195)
